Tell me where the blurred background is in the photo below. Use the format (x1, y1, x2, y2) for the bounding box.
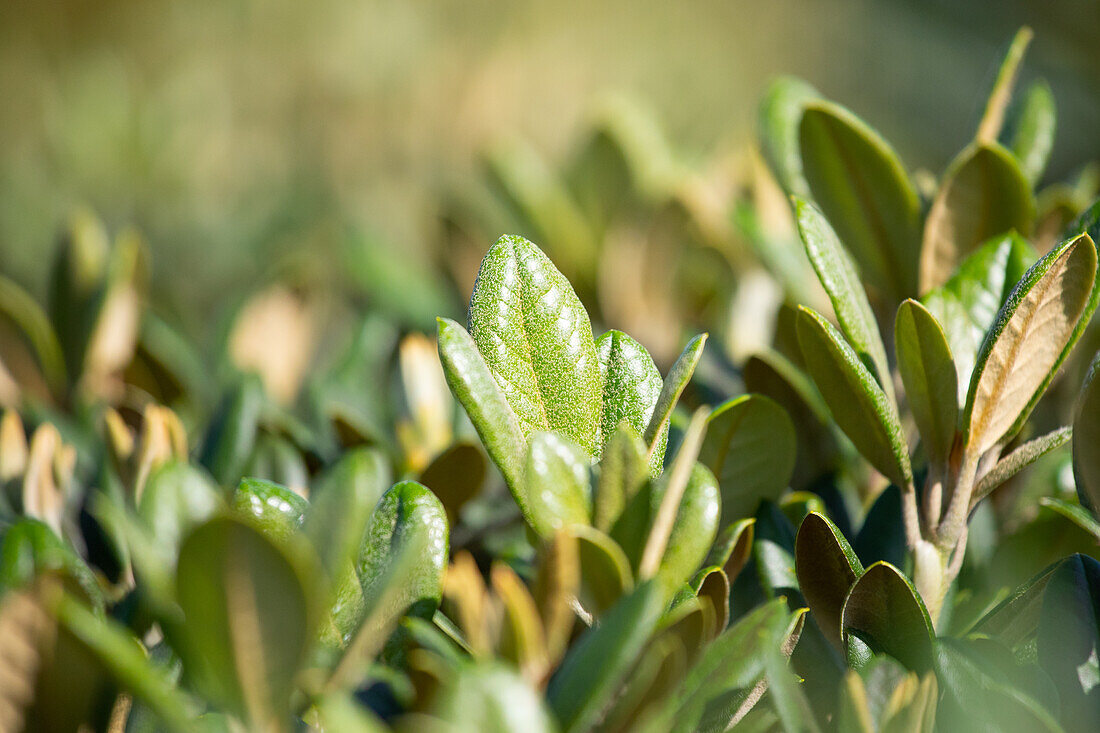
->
(1, 0, 1099, 349)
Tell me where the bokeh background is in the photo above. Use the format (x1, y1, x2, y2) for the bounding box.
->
(2, 0, 1099, 341)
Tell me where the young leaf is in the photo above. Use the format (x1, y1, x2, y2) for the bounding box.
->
(1073, 351, 1100, 514)
(894, 299, 958, 463)
(523, 431, 593, 538)
(547, 580, 666, 733)
(841, 562, 935, 673)
(972, 426, 1071, 506)
(965, 233, 1097, 455)
(796, 307, 912, 487)
(1001, 80, 1056, 186)
(699, 394, 796, 525)
(467, 235, 603, 456)
(644, 333, 707, 450)
(437, 316, 528, 491)
(757, 76, 820, 197)
(795, 198, 894, 398)
(174, 516, 318, 728)
(357, 481, 449, 625)
(596, 329, 665, 472)
(976, 27, 1034, 143)
(923, 232, 1034, 404)
(798, 101, 922, 300)
(795, 512, 864, 651)
(919, 143, 1036, 292)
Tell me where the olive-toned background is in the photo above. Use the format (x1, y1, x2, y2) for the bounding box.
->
(2, 0, 1098, 319)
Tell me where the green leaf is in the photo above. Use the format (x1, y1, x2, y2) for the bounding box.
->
(1038, 497, 1100, 540)
(919, 143, 1036, 293)
(699, 394, 796, 526)
(976, 27, 1034, 144)
(430, 663, 557, 733)
(894, 299, 959, 463)
(55, 594, 195, 731)
(0, 274, 66, 394)
(965, 234, 1097, 455)
(795, 198, 893, 397)
(467, 235, 603, 456)
(0, 519, 102, 611)
(798, 100, 922, 300)
(1036, 553, 1100, 728)
(306, 448, 390, 581)
(795, 511, 864, 650)
(753, 501, 800, 601)
(668, 597, 794, 732)
(1002, 80, 1056, 186)
(138, 461, 222, 562)
(594, 423, 648, 533)
(933, 637, 1062, 733)
(174, 516, 318, 728)
(357, 481, 448, 624)
(547, 580, 666, 733)
(597, 329, 665, 472)
(199, 374, 265, 486)
(972, 427, 1071, 506)
(48, 209, 109, 381)
(569, 524, 634, 616)
(796, 306, 912, 487)
(923, 232, 1035, 404)
(231, 477, 308, 542)
(418, 442, 486, 525)
(437, 316, 527, 492)
(841, 562, 934, 673)
(522, 431, 592, 538)
(757, 76, 820, 197)
(1073, 351, 1100, 514)
(704, 518, 755, 583)
(969, 560, 1061, 653)
(644, 333, 707, 449)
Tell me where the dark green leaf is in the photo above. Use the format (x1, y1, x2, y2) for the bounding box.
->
(699, 394, 796, 526)
(795, 512, 864, 650)
(0, 519, 102, 611)
(799, 101, 921, 300)
(1036, 553, 1100, 728)
(796, 307, 911, 487)
(199, 374, 265, 486)
(418, 442, 486, 525)
(1074, 351, 1100, 514)
(569, 524, 634, 616)
(841, 562, 934, 672)
(1038, 497, 1100, 540)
